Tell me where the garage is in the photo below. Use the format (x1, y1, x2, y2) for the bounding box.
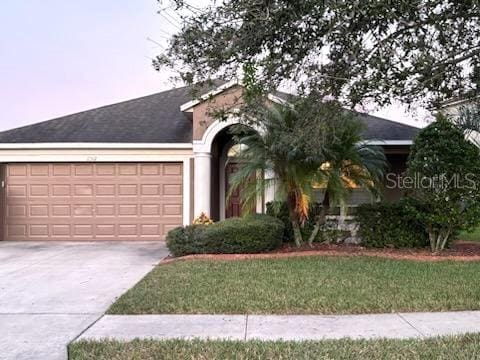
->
(1, 163, 183, 241)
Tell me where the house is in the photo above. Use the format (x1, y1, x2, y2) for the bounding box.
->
(0, 81, 420, 241)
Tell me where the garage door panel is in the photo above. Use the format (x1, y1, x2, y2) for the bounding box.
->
(30, 164, 50, 176)
(4, 163, 183, 241)
(52, 164, 72, 176)
(7, 185, 27, 197)
(7, 224, 28, 238)
(118, 184, 138, 196)
(8, 164, 28, 177)
(52, 224, 71, 237)
(30, 185, 49, 197)
(163, 204, 183, 216)
(74, 164, 95, 176)
(52, 205, 71, 216)
(30, 224, 49, 237)
(140, 164, 161, 176)
(30, 205, 49, 217)
(162, 163, 182, 175)
(96, 205, 116, 216)
(7, 205, 27, 217)
(96, 184, 116, 196)
(163, 184, 182, 196)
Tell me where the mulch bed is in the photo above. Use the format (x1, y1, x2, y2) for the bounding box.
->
(162, 241, 480, 264)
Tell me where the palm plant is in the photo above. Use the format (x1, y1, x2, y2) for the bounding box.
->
(228, 105, 319, 247)
(307, 118, 386, 245)
(454, 103, 480, 148)
(229, 101, 386, 247)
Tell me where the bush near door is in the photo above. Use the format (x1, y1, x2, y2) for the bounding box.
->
(166, 214, 284, 257)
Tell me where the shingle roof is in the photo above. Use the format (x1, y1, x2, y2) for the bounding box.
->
(0, 86, 196, 143)
(357, 113, 420, 141)
(0, 85, 420, 144)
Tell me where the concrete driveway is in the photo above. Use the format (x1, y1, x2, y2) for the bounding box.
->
(0, 241, 169, 360)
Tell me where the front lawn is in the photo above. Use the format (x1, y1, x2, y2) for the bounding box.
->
(108, 256, 480, 315)
(70, 335, 480, 360)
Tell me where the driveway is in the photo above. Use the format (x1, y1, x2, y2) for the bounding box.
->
(0, 241, 169, 360)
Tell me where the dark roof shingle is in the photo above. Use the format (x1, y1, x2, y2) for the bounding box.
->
(357, 113, 420, 141)
(0, 86, 196, 143)
(0, 84, 420, 143)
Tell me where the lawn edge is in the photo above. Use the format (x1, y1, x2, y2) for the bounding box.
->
(161, 249, 480, 265)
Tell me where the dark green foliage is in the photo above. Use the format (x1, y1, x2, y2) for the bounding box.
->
(266, 201, 293, 242)
(407, 116, 480, 251)
(266, 201, 348, 243)
(356, 199, 429, 249)
(159, 0, 480, 108)
(166, 214, 284, 257)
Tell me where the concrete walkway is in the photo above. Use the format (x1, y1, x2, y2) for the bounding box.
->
(0, 241, 169, 360)
(77, 311, 480, 342)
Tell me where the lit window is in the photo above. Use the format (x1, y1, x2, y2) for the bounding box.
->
(227, 143, 248, 157)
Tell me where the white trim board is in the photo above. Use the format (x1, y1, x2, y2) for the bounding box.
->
(363, 140, 413, 146)
(182, 158, 193, 225)
(180, 80, 239, 111)
(180, 81, 289, 112)
(0, 149, 193, 163)
(0, 143, 193, 150)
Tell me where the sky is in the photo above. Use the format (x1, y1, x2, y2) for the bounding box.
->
(0, 1, 429, 132)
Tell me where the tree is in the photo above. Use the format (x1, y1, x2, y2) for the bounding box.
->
(229, 98, 386, 247)
(157, 0, 480, 109)
(407, 115, 480, 252)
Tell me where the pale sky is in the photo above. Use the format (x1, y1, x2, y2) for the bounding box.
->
(0, 1, 428, 132)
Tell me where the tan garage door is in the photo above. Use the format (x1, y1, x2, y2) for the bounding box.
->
(2, 163, 183, 241)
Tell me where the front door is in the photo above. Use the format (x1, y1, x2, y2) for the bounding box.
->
(225, 162, 255, 218)
(225, 163, 241, 218)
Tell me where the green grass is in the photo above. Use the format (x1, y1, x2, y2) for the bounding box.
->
(69, 336, 480, 360)
(108, 256, 480, 315)
(459, 226, 480, 242)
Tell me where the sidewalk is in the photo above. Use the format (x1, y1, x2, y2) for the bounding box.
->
(76, 311, 480, 342)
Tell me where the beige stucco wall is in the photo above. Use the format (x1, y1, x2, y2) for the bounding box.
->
(192, 85, 245, 140)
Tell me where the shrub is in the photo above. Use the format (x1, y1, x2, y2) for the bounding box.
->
(266, 201, 293, 241)
(407, 115, 480, 252)
(266, 201, 349, 243)
(166, 214, 284, 257)
(356, 199, 429, 248)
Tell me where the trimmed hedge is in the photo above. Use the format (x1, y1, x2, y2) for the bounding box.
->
(166, 214, 284, 257)
(356, 199, 429, 248)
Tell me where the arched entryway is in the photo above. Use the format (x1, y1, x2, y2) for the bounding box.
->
(210, 125, 256, 221)
(192, 118, 275, 221)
